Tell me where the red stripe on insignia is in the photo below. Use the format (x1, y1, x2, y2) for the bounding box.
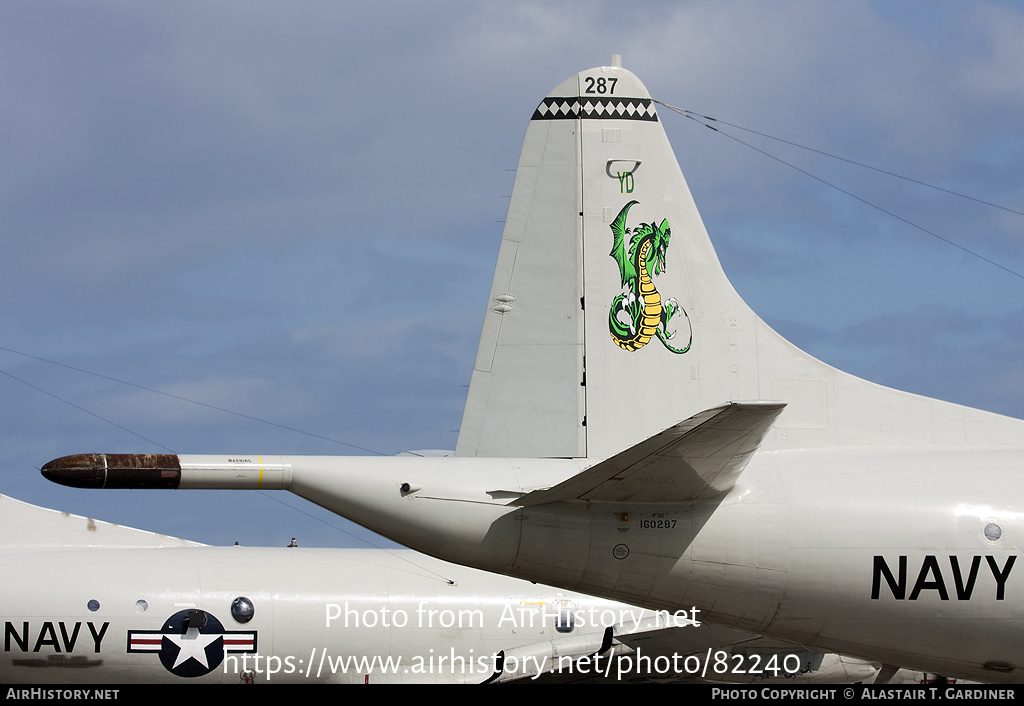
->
(223, 635, 255, 650)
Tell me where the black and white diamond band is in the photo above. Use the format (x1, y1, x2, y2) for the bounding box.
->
(532, 96, 658, 122)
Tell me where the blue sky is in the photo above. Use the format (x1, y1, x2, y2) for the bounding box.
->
(2, 1, 1023, 547)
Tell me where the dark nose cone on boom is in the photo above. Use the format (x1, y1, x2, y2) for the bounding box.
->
(41, 453, 182, 489)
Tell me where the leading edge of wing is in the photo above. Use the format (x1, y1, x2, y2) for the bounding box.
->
(0, 493, 203, 548)
(512, 402, 786, 505)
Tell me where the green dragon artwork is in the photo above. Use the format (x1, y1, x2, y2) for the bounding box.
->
(607, 200, 691, 354)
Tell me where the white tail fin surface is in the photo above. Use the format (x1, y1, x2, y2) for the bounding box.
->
(457, 65, 1024, 460)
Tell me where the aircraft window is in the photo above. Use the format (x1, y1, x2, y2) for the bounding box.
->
(232, 596, 255, 623)
(135, 599, 148, 613)
(87, 599, 100, 612)
(985, 523, 1002, 542)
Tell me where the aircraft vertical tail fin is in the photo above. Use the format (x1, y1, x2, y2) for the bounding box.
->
(455, 69, 590, 458)
(457, 63, 1024, 460)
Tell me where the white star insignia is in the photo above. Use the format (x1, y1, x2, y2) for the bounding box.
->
(165, 627, 221, 669)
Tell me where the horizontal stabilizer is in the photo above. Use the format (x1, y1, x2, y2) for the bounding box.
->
(513, 402, 785, 505)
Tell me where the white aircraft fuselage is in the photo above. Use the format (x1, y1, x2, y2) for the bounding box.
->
(40, 444, 1024, 682)
(42, 62, 1024, 682)
(0, 496, 674, 684)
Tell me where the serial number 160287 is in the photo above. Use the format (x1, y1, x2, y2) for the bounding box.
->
(639, 519, 677, 529)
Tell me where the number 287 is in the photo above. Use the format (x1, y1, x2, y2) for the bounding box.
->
(584, 77, 617, 94)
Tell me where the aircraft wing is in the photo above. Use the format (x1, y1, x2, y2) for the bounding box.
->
(513, 402, 785, 505)
(0, 494, 202, 548)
